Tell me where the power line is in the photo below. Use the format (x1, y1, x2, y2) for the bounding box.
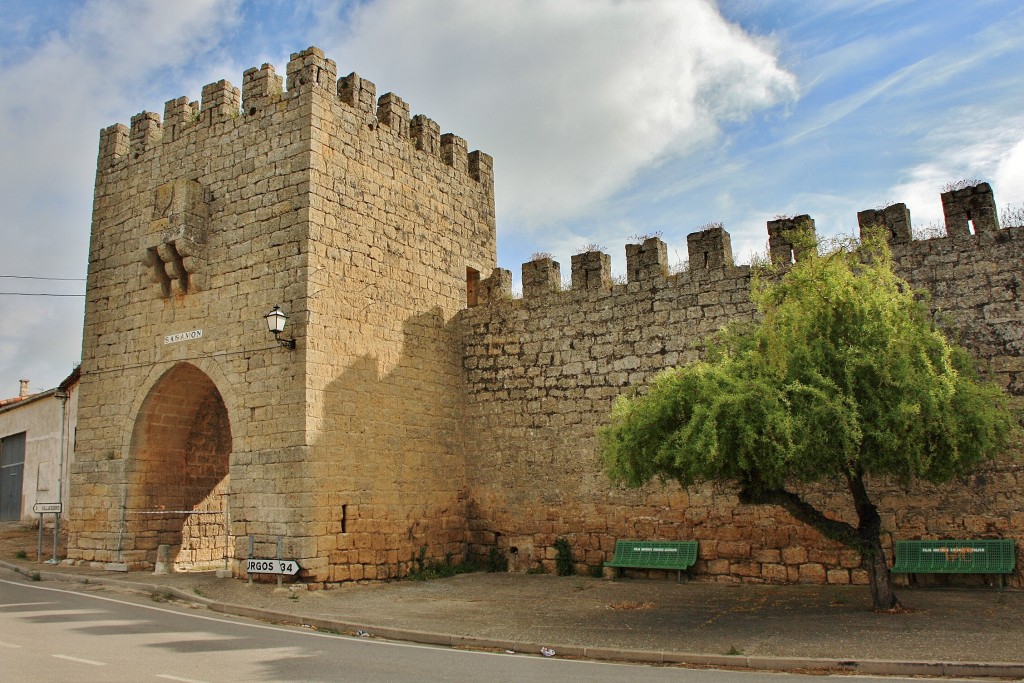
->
(0, 275, 86, 281)
(0, 274, 87, 297)
(0, 292, 85, 297)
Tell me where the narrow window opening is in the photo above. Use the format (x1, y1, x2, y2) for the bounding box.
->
(703, 251, 709, 269)
(341, 504, 348, 534)
(967, 219, 976, 235)
(466, 267, 480, 308)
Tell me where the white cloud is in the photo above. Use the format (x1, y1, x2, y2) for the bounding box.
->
(311, 0, 797, 229)
(0, 0, 243, 269)
(0, 0, 241, 395)
(888, 116, 1024, 233)
(995, 137, 1024, 203)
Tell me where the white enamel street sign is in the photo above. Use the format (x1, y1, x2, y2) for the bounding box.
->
(245, 558, 300, 575)
(164, 329, 203, 344)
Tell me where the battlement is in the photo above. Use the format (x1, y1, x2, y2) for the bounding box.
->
(242, 63, 283, 114)
(687, 226, 734, 273)
(476, 219, 789, 306)
(626, 237, 669, 283)
(571, 250, 612, 291)
(856, 203, 911, 243)
(95, 46, 492, 186)
(522, 257, 561, 298)
(767, 215, 816, 265)
(475, 182, 1020, 308)
(858, 182, 1003, 241)
(940, 181, 999, 237)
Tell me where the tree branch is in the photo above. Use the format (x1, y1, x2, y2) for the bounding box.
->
(738, 485, 864, 550)
(845, 470, 881, 533)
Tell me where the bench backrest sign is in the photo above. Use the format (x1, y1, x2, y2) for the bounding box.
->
(922, 546, 986, 561)
(246, 558, 300, 575)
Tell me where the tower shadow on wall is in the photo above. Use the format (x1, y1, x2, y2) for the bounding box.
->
(308, 307, 471, 583)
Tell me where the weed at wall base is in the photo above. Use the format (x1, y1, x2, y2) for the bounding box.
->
(554, 538, 574, 576)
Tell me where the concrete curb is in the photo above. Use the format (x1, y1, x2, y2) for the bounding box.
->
(3, 561, 1023, 679)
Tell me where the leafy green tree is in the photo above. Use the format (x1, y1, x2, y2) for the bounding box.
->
(600, 232, 1015, 609)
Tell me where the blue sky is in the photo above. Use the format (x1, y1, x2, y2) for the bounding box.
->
(1, 0, 1023, 396)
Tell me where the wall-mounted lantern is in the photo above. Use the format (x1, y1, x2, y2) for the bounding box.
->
(264, 305, 296, 349)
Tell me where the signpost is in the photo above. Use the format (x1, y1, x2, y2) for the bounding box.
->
(34, 502, 62, 563)
(245, 558, 300, 575)
(246, 535, 297, 587)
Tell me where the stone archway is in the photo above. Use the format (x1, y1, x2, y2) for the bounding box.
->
(128, 363, 232, 570)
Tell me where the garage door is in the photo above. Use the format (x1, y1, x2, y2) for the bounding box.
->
(0, 432, 26, 520)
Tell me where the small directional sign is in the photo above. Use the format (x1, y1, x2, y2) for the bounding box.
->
(246, 558, 300, 575)
(32, 502, 62, 514)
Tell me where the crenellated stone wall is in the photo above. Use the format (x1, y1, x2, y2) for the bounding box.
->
(461, 184, 1024, 586)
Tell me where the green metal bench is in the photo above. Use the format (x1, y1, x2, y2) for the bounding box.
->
(604, 540, 698, 582)
(891, 539, 1016, 588)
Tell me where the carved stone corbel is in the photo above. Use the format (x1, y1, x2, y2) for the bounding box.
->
(144, 179, 210, 296)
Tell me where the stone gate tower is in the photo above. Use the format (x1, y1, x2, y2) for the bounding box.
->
(69, 47, 496, 582)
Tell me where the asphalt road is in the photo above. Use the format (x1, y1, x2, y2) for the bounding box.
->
(0, 575, 997, 683)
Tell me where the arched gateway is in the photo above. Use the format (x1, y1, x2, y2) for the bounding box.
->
(128, 363, 232, 570)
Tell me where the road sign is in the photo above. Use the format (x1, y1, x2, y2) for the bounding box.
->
(246, 558, 300, 575)
(32, 502, 62, 514)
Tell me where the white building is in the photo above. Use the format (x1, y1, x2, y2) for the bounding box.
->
(0, 370, 78, 522)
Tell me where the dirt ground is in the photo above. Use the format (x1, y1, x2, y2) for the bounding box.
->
(0, 520, 68, 562)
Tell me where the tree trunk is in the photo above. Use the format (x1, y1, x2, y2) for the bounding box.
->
(740, 477, 900, 610)
(862, 531, 899, 610)
(847, 472, 899, 610)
